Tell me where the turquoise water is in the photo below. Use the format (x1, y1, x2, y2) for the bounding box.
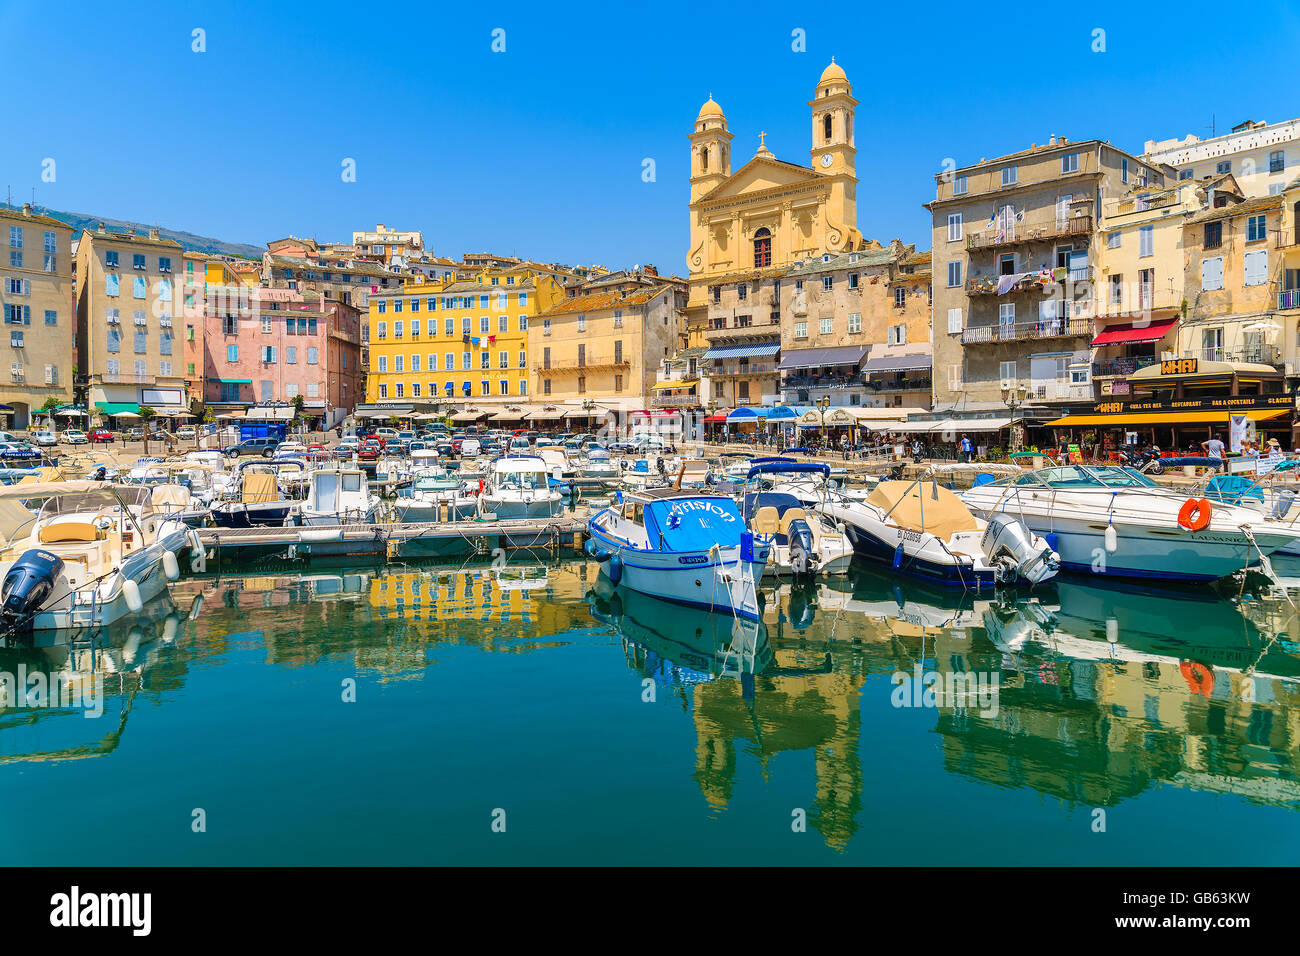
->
(1, 558, 1299, 865)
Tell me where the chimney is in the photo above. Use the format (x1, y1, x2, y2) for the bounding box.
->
(96, 221, 106, 234)
(645, 264, 658, 276)
(149, 227, 159, 240)
(1049, 134, 1057, 146)
(21, 203, 32, 217)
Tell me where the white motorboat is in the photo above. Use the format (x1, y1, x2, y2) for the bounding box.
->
(478, 455, 564, 520)
(578, 448, 620, 482)
(299, 466, 381, 526)
(959, 464, 1300, 583)
(210, 463, 295, 528)
(823, 479, 1059, 589)
(0, 481, 202, 633)
(585, 488, 769, 620)
(740, 462, 852, 576)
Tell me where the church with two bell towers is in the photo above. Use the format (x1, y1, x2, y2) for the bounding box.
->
(685, 60, 863, 313)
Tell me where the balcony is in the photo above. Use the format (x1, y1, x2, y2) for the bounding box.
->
(1092, 356, 1160, 378)
(535, 354, 629, 375)
(966, 214, 1093, 252)
(962, 316, 1093, 345)
(1195, 345, 1283, 365)
(708, 361, 779, 380)
(1026, 381, 1093, 402)
(651, 393, 699, 408)
(965, 267, 1091, 296)
(704, 319, 781, 342)
(1280, 290, 1300, 310)
(868, 378, 932, 393)
(101, 372, 156, 385)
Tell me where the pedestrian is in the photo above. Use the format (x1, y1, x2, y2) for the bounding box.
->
(1201, 432, 1226, 472)
(912, 438, 923, 460)
(1267, 438, 1284, 462)
(958, 434, 973, 463)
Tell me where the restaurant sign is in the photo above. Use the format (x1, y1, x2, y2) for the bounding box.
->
(1088, 393, 1295, 415)
(1160, 358, 1198, 375)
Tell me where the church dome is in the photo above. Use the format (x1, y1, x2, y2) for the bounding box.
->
(696, 96, 725, 121)
(818, 58, 847, 86)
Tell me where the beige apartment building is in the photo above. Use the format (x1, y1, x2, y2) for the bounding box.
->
(532, 284, 682, 413)
(0, 204, 74, 426)
(1145, 118, 1299, 199)
(778, 243, 932, 410)
(928, 137, 1170, 419)
(75, 224, 190, 419)
(263, 237, 398, 308)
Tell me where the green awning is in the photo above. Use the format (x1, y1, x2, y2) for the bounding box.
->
(96, 402, 140, 415)
(215, 378, 252, 384)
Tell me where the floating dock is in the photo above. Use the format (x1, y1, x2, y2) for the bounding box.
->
(196, 516, 588, 566)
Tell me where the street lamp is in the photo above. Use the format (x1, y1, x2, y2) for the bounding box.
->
(1001, 383, 1028, 452)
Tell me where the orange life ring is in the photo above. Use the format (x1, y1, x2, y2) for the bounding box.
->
(1177, 497, 1212, 532)
(1180, 660, 1215, 696)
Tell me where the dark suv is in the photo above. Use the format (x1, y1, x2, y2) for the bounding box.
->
(223, 437, 280, 458)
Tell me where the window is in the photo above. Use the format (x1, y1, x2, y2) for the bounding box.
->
(261, 316, 272, 333)
(462, 352, 471, 370)
(286, 346, 297, 364)
(7, 226, 21, 249)
(848, 312, 862, 334)
(1061, 152, 1079, 174)
(446, 353, 454, 370)
(1107, 231, 1121, 249)
(738, 283, 748, 301)
(888, 324, 907, 346)
(498, 380, 508, 396)
(1001, 165, 1017, 186)
(159, 360, 171, 376)
(445, 318, 454, 336)
(160, 331, 173, 355)
(947, 213, 963, 242)
(410, 298, 420, 313)
(1247, 215, 1267, 242)
(577, 375, 586, 394)
(132, 253, 145, 270)
(1204, 221, 1223, 249)
(394, 355, 404, 372)
(577, 314, 586, 332)
(1121, 157, 1129, 183)
(794, 321, 807, 339)
(1244, 250, 1268, 286)
(379, 384, 388, 399)
(1201, 257, 1224, 291)
(1138, 269, 1154, 309)
(159, 256, 171, 273)
(1110, 274, 1123, 307)
(377, 356, 387, 373)
(44, 309, 56, 326)
(394, 320, 403, 338)
(999, 360, 1017, 386)
(894, 287, 906, 307)
(822, 276, 833, 291)
(307, 347, 318, 364)
(8, 331, 22, 349)
(261, 345, 276, 363)
(376, 321, 386, 340)
(377, 300, 387, 313)
(392, 299, 402, 313)
(462, 318, 471, 334)
(752, 228, 771, 267)
(947, 261, 962, 287)
(133, 331, 147, 353)
(952, 175, 967, 195)
(819, 317, 832, 335)
(1217, 160, 1231, 174)
(1179, 169, 1194, 180)
(947, 308, 963, 333)
(1138, 225, 1153, 258)
(480, 380, 489, 396)
(518, 315, 528, 332)
(105, 273, 119, 296)
(847, 273, 858, 290)
(1270, 150, 1286, 173)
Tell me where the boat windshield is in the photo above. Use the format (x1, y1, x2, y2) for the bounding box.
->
(498, 471, 546, 491)
(1010, 465, 1157, 489)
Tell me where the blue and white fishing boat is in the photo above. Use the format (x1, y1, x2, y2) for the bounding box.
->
(585, 488, 769, 620)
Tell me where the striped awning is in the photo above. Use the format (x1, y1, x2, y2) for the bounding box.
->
(650, 380, 699, 390)
(702, 343, 781, 360)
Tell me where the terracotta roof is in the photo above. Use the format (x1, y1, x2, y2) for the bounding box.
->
(1187, 193, 1283, 224)
(0, 206, 69, 230)
(534, 284, 671, 318)
(79, 229, 183, 250)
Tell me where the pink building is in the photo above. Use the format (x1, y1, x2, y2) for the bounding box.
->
(203, 288, 359, 427)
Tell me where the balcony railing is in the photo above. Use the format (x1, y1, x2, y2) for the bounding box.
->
(966, 214, 1093, 252)
(101, 372, 156, 385)
(1092, 356, 1160, 378)
(966, 268, 1091, 295)
(704, 320, 781, 341)
(651, 393, 699, 408)
(962, 316, 1092, 345)
(1195, 345, 1283, 365)
(1026, 381, 1093, 402)
(708, 362, 779, 379)
(782, 373, 862, 390)
(535, 354, 629, 374)
(1280, 290, 1300, 310)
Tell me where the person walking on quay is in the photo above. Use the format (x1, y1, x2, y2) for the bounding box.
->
(958, 434, 973, 463)
(1201, 432, 1226, 472)
(912, 438, 924, 461)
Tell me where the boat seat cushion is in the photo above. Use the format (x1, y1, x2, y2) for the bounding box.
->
(38, 521, 107, 544)
(752, 506, 780, 535)
(778, 508, 808, 537)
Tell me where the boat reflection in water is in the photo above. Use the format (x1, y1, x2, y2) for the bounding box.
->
(0, 589, 191, 765)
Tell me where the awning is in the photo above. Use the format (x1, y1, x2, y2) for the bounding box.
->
(649, 380, 699, 390)
(1046, 408, 1290, 428)
(726, 407, 770, 421)
(565, 406, 612, 419)
(703, 413, 728, 423)
(96, 402, 140, 415)
(702, 343, 781, 360)
(1089, 316, 1178, 347)
(489, 406, 537, 420)
(779, 345, 870, 370)
(862, 352, 933, 373)
(526, 407, 567, 421)
(766, 405, 812, 421)
(213, 378, 252, 384)
(907, 418, 1012, 433)
(452, 410, 490, 422)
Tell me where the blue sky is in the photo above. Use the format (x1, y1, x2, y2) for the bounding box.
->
(4, 0, 1298, 271)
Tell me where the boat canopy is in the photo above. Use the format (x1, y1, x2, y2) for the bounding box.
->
(643, 496, 744, 552)
(867, 481, 978, 538)
(746, 461, 831, 480)
(1001, 465, 1157, 489)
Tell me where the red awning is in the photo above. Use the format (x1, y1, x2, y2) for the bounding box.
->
(703, 414, 727, 423)
(629, 409, 681, 418)
(1090, 316, 1177, 347)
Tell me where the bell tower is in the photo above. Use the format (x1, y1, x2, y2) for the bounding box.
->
(808, 59, 858, 238)
(689, 95, 733, 204)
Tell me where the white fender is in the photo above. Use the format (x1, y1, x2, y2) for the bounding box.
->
(122, 577, 143, 613)
(188, 593, 204, 622)
(188, 530, 206, 573)
(163, 614, 180, 643)
(162, 550, 181, 581)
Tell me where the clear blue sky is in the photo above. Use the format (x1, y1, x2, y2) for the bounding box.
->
(4, 0, 1298, 271)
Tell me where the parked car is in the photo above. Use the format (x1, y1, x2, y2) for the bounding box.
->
(373, 427, 399, 442)
(0, 441, 40, 462)
(62, 430, 88, 445)
(32, 431, 58, 447)
(127, 427, 144, 440)
(88, 428, 115, 444)
(357, 440, 382, 462)
(177, 425, 197, 440)
(223, 437, 280, 458)
(460, 438, 481, 457)
(0, 431, 21, 444)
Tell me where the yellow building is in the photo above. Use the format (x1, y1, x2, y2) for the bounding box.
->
(365, 268, 565, 407)
(0, 204, 75, 426)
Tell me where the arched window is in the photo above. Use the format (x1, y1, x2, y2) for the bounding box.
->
(753, 227, 772, 268)
(823, 113, 833, 143)
(701, 146, 709, 172)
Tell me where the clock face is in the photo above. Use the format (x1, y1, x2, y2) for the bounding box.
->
(820, 153, 834, 168)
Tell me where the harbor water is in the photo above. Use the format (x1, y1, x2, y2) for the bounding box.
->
(1, 557, 1299, 865)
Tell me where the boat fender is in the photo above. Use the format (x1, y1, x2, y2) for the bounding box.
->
(1177, 497, 1212, 532)
(1179, 660, 1214, 696)
(1104, 524, 1118, 554)
(122, 577, 143, 613)
(189, 593, 205, 622)
(162, 549, 181, 582)
(163, 615, 180, 643)
(607, 554, 623, 585)
(188, 530, 206, 573)
(893, 541, 905, 570)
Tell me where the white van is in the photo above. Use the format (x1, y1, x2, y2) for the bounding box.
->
(460, 438, 481, 457)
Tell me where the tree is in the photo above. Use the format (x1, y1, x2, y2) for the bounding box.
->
(37, 397, 60, 431)
(291, 394, 306, 432)
(139, 405, 157, 455)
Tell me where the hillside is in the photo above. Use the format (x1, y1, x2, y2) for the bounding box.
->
(15, 205, 264, 259)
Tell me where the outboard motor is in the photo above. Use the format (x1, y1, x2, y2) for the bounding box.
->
(786, 517, 816, 576)
(981, 513, 1058, 585)
(1, 549, 64, 629)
